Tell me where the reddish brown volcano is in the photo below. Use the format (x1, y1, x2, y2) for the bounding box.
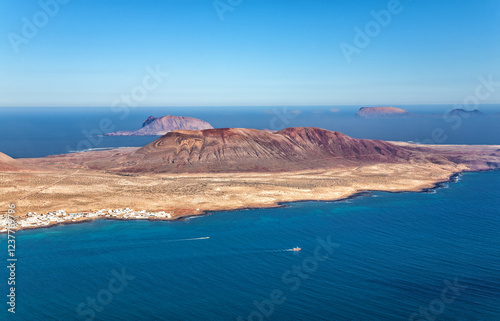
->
(99, 127, 425, 173)
(20, 127, 499, 174)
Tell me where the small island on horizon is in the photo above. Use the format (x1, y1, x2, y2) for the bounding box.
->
(356, 107, 413, 118)
(104, 115, 214, 136)
(355, 106, 493, 119)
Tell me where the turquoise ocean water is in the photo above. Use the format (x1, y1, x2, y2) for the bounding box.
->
(0, 107, 499, 320)
(1, 171, 499, 320)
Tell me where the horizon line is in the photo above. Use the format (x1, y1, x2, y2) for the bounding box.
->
(1, 103, 500, 108)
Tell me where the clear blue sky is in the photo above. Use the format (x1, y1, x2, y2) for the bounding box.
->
(1, 0, 499, 107)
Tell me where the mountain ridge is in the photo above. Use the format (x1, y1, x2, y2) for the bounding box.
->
(99, 127, 425, 173)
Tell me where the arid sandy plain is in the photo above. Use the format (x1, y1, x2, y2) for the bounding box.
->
(3, 143, 499, 229)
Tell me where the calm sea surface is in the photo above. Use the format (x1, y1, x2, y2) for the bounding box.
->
(0, 171, 499, 320)
(0, 107, 499, 320)
(0, 105, 499, 158)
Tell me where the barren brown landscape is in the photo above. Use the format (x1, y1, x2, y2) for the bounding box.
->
(1, 127, 500, 227)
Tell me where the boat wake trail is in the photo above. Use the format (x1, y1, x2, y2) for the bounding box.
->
(169, 236, 210, 242)
(250, 248, 300, 254)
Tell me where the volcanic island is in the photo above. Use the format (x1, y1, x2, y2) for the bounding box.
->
(1, 127, 499, 231)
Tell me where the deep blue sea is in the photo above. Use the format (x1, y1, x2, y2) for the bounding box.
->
(0, 106, 499, 320)
(0, 171, 499, 320)
(0, 105, 499, 158)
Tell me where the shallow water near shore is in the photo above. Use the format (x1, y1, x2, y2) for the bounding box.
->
(0, 171, 499, 320)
